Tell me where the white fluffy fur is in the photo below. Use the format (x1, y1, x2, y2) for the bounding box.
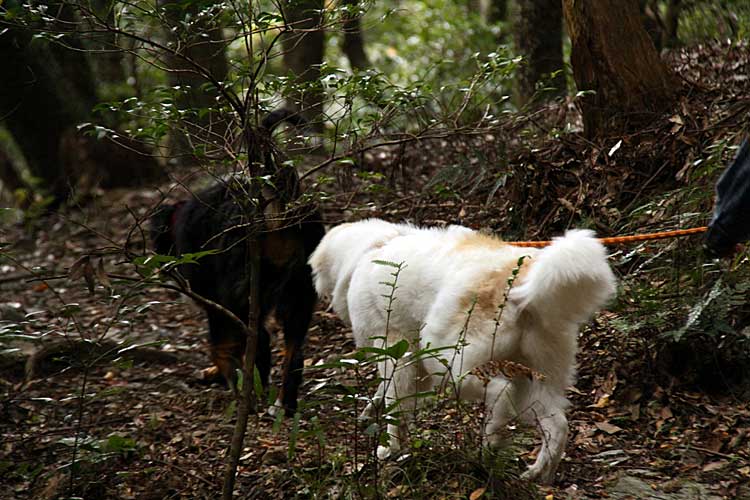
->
(309, 219, 420, 324)
(309, 219, 616, 484)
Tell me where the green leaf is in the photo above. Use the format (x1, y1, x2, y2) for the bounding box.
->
(224, 400, 237, 420)
(288, 412, 301, 459)
(385, 339, 410, 360)
(272, 407, 284, 433)
(235, 368, 244, 392)
(372, 259, 403, 268)
(266, 385, 278, 406)
(102, 434, 137, 453)
(253, 366, 264, 400)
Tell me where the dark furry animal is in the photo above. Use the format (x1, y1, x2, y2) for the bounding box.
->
(705, 137, 750, 258)
(150, 111, 324, 415)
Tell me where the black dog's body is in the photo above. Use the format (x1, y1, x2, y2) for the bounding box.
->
(151, 112, 324, 415)
(706, 137, 750, 257)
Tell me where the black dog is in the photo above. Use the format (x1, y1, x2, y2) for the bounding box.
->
(150, 111, 325, 415)
(705, 137, 750, 258)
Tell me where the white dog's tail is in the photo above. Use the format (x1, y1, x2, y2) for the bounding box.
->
(509, 229, 617, 326)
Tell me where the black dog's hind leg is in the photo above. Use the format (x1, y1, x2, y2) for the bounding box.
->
(206, 307, 273, 402)
(274, 266, 317, 416)
(206, 309, 245, 391)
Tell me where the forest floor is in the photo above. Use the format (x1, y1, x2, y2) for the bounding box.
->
(2, 40, 750, 499)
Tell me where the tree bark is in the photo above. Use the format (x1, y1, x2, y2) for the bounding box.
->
(341, 0, 369, 71)
(221, 238, 260, 500)
(221, 148, 262, 498)
(282, 0, 325, 128)
(515, 0, 566, 106)
(562, 0, 675, 139)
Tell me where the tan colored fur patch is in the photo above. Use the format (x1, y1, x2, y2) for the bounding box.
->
(201, 365, 221, 380)
(453, 231, 509, 253)
(210, 339, 243, 381)
(262, 230, 300, 268)
(263, 199, 283, 231)
(457, 256, 532, 317)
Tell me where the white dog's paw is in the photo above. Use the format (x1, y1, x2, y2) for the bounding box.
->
(267, 398, 284, 418)
(376, 445, 411, 462)
(359, 402, 376, 420)
(376, 445, 392, 460)
(520, 467, 539, 483)
(359, 406, 372, 420)
(520, 464, 555, 485)
(360, 395, 383, 420)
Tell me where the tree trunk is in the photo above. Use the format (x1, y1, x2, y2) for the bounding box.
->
(515, 0, 566, 106)
(161, 0, 229, 162)
(562, 0, 675, 139)
(221, 237, 260, 500)
(221, 138, 263, 498)
(282, 0, 325, 128)
(341, 0, 369, 71)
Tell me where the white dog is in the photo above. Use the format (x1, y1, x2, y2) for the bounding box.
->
(309, 219, 616, 484)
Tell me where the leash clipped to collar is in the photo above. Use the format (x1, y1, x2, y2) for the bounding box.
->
(509, 226, 709, 248)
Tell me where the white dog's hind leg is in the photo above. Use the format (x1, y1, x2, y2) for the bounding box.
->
(483, 377, 567, 484)
(521, 408, 567, 484)
(518, 385, 569, 485)
(482, 376, 525, 448)
(267, 397, 284, 418)
(360, 382, 385, 419)
(376, 352, 418, 460)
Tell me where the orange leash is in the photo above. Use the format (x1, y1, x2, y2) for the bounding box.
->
(509, 226, 709, 248)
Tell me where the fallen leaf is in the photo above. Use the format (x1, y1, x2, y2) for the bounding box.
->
(669, 114, 684, 125)
(95, 259, 112, 290)
(469, 487, 486, 500)
(660, 479, 682, 493)
(68, 256, 90, 281)
(386, 486, 403, 498)
(592, 395, 610, 408)
(558, 197, 576, 213)
(594, 421, 623, 435)
(702, 461, 727, 472)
